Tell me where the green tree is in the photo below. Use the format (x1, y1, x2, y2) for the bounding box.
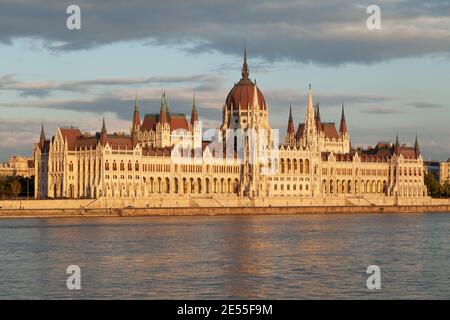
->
(424, 172, 442, 197)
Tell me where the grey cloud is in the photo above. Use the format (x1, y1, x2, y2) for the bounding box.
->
(407, 102, 447, 109)
(1, 0, 449, 65)
(362, 106, 402, 114)
(0, 74, 223, 97)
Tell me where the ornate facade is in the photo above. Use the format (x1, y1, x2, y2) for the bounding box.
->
(34, 49, 428, 205)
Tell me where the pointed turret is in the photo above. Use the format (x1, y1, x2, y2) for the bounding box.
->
(100, 117, 107, 145)
(287, 105, 295, 136)
(132, 95, 141, 134)
(414, 134, 420, 157)
(241, 45, 249, 80)
(39, 123, 45, 148)
(339, 104, 348, 134)
(191, 92, 198, 126)
(394, 133, 400, 155)
(303, 84, 317, 149)
(160, 92, 168, 124)
(315, 104, 321, 131)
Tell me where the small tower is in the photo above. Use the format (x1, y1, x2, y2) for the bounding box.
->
(191, 93, 202, 153)
(315, 104, 321, 131)
(191, 92, 198, 126)
(131, 95, 141, 146)
(414, 134, 420, 158)
(339, 104, 348, 135)
(100, 117, 107, 146)
(303, 84, 317, 150)
(339, 104, 350, 153)
(160, 92, 168, 125)
(39, 123, 46, 149)
(157, 92, 171, 147)
(131, 95, 141, 134)
(394, 133, 400, 155)
(284, 105, 295, 146)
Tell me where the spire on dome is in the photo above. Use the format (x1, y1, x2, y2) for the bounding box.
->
(241, 45, 249, 80)
(191, 92, 198, 126)
(339, 104, 348, 134)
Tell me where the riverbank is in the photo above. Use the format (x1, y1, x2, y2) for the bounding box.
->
(1, 204, 450, 219)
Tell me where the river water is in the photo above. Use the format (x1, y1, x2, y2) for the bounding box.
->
(0, 213, 449, 299)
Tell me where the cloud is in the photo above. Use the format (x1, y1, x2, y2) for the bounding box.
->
(0, 74, 223, 97)
(407, 102, 447, 109)
(362, 106, 402, 114)
(1, 0, 450, 65)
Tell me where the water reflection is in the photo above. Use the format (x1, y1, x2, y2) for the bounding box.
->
(0, 213, 449, 299)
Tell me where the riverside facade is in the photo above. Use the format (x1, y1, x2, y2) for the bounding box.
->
(33, 50, 428, 206)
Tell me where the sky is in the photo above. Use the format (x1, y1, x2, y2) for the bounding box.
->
(0, 0, 449, 161)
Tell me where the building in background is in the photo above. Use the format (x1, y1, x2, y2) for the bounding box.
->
(424, 160, 440, 180)
(0, 156, 34, 178)
(440, 160, 450, 184)
(33, 50, 428, 205)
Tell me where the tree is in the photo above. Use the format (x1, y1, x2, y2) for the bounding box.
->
(9, 179, 21, 198)
(424, 172, 442, 197)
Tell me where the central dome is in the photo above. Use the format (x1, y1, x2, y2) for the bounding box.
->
(225, 48, 267, 111)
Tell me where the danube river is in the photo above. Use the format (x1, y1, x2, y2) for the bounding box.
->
(0, 213, 449, 299)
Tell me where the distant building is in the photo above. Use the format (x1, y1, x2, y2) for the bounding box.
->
(0, 156, 34, 178)
(424, 160, 440, 180)
(440, 160, 450, 185)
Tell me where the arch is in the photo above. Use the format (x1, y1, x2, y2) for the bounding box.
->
(305, 159, 310, 174)
(174, 178, 179, 194)
(300, 159, 304, 173)
(205, 178, 210, 194)
(197, 178, 202, 194)
(165, 177, 170, 193)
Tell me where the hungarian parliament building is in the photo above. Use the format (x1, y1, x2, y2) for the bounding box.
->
(33, 50, 428, 206)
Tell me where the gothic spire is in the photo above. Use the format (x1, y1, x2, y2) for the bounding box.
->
(315, 103, 321, 131)
(339, 104, 348, 134)
(241, 45, 249, 80)
(395, 133, 400, 155)
(39, 123, 45, 147)
(191, 92, 198, 126)
(132, 94, 141, 133)
(101, 116, 107, 134)
(160, 91, 168, 124)
(414, 134, 420, 157)
(287, 104, 295, 135)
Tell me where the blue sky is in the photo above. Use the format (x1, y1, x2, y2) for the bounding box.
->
(0, 0, 449, 161)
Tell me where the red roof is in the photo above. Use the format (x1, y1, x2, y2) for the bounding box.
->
(170, 114, 189, 131)
(59, 128, 82, 151)
(225, 79, 267, 111)
(321, 123, 339, 140)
